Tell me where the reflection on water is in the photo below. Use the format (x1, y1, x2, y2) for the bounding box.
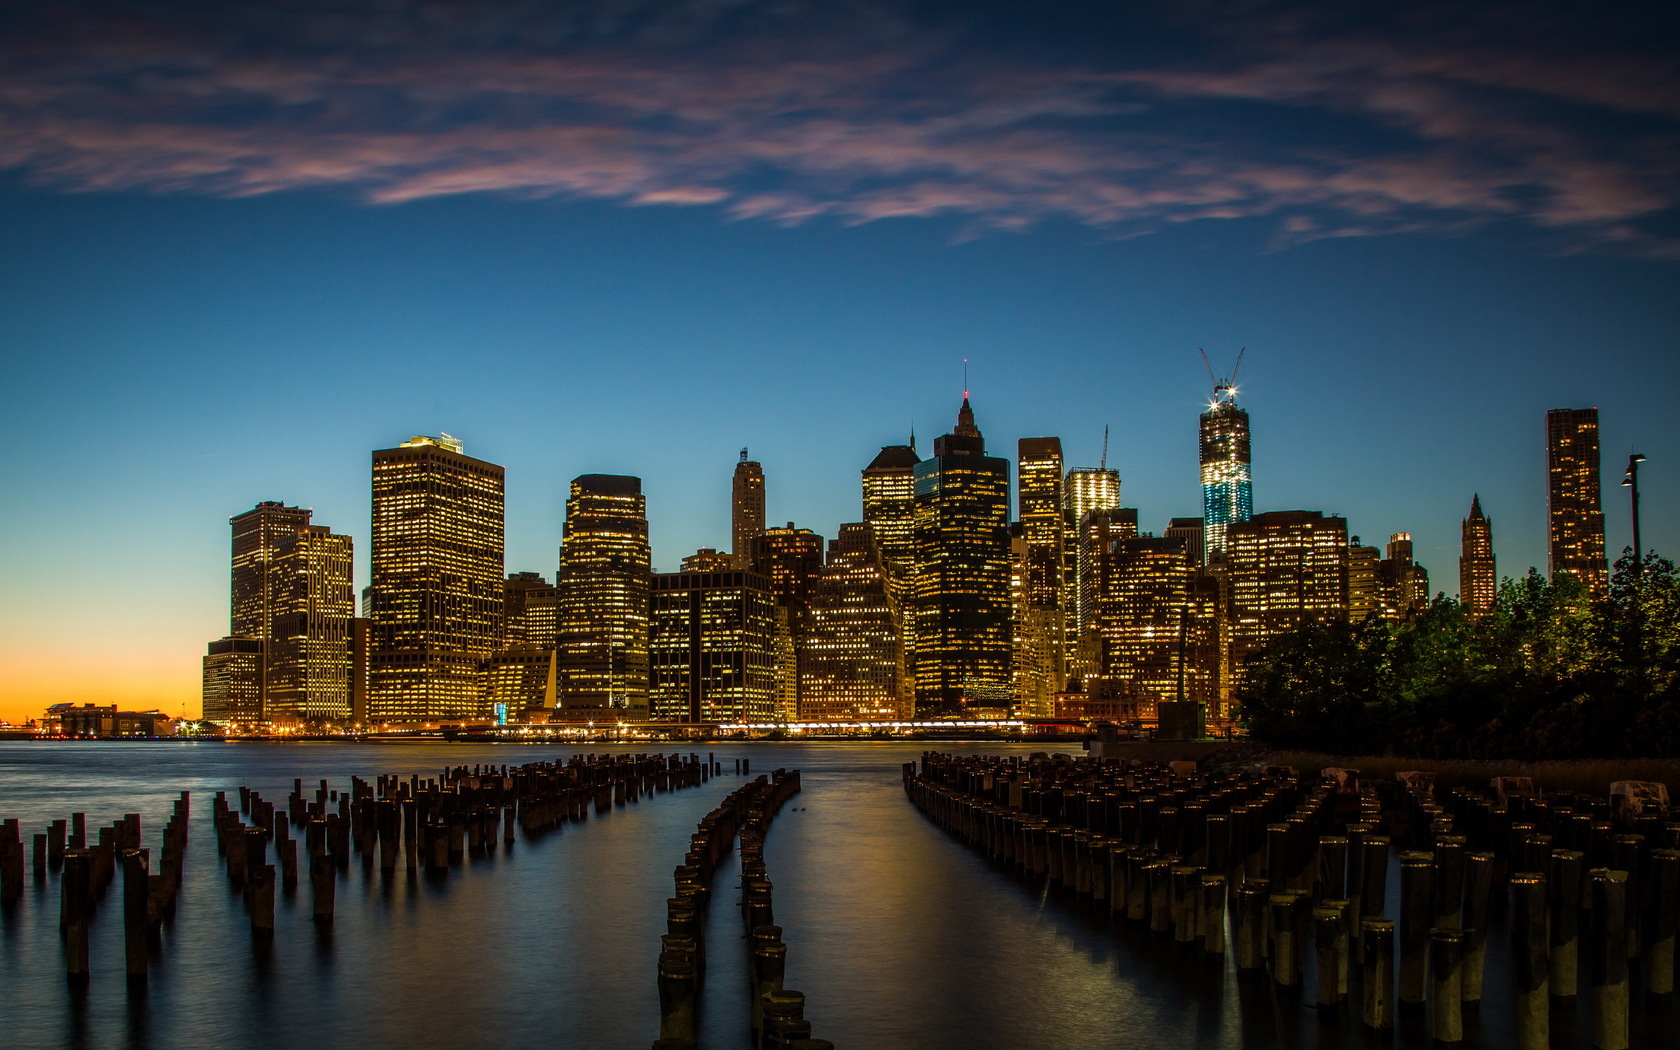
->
(0, 741, 1652, 1048)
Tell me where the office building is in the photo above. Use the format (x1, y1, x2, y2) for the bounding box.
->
(732, 450, 765, 569)
(1379, 533, 1430, 618)
(1460, 495, 1497, 617)
(1064, 467, 1121, 640)
(1200, 393, 1253, 563)
(801, 523, 908, 721)
(751, 523, 825, 720)
(503, 572, 560, 647)
(649, 569, 776, 723)
(1224, 510, 1348, 683)
(1546, 408, 1608, 596)
(1089, 535, 1218, 707)
(556, 474, 651, 715)
(202, 636, 264, 725)
(267, 524, 355, 721)
(1016, 438, 1066, 709)
(862, 440, 920, 589)
(368, 435, 506, 722)
(911, 399, 1013, 716)
(682, 548, 736, 572)
(1165, 517, 1205, 567)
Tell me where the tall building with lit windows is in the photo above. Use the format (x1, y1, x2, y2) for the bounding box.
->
(1090, 535, 1217, 706)
(205, 502, 353, 724)
(732, 451, 765, 569)
(1460, 495, 1497, 617)
(556, 474, 651, 715)
(1224, 510, 1348, 685)
(1069, 507, 1138, 681)
(267, 525, 355, 721)
(1546, 408, 1607, 596)
(1016, 438, 1066, 708)
(1200, 395, 1253, 563)
(911, 399, 1012, 716)
(862, 441, 920, 584)
(503, 571, 561, 647)
(750, 523, 825, 720)
(367, 435, 505, 722)
(649, 569, 776, 723)
(802, 523, 908, 720)
(1064, 466, 1120, 640)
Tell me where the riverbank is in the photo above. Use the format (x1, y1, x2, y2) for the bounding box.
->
(1256, 750, 1680, 796)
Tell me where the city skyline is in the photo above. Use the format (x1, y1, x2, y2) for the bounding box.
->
(1, 1, 1676, 722)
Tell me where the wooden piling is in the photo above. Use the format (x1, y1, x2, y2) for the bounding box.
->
(62, 849, 91, 984)
(310, 853, 335, 923)
(1512, 873, 1548, 1050)
(1588, 869, 1629, 1050)
(1399, 850, 1434, 1005)
(1550, 849, 1585, 998)
(1431, 926, 1465, 1043)
(1360, 919, 1395, 1030)
(1650, 848, 1678, 996)
(1315, 903, 1347, 1009)
(657, 950, 698, 1043)
(121, 849, 148, 986)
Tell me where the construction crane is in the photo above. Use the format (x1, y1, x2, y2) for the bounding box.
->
(1199, 347, 1245, 405)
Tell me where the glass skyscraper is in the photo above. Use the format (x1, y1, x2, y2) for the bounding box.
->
(556, 473, 651, 715)
(1199, 395, 1252, 563)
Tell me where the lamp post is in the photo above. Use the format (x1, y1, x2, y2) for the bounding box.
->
(1620, 453, 1647, 573)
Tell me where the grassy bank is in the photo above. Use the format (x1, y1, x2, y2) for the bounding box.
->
(1258, 752, 1680, 799)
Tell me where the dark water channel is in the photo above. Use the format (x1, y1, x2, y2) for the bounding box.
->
(0, 742, 1670, 1049)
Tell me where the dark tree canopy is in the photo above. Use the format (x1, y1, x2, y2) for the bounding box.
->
(1238, 552, 1680, 759)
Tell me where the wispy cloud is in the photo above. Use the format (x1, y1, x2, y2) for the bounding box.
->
(1, 0, 1674, 254)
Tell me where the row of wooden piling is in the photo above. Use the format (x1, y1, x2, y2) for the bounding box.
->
(655, 766, 828, 1050)
(36, 793, 194, 987)
(904, 752, 1678, 1049)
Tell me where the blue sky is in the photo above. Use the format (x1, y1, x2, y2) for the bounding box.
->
(0, 0, 1675, 717)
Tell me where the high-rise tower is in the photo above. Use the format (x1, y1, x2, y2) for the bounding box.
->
(801, 523, 908, 721)
(1224, 510, 1347, 686)
(1199, 354, 1253, 563)
(556, 474, 651, 714)
(862, 440, 920, 578)
(1546, 408, 1607, 596)
(1460, 495, 1497, 617)
(911, 398, 1013, 716)
(732, 450, 765, 570)
(1016, 438, 1066, 710)
(368, 435, 505, 722)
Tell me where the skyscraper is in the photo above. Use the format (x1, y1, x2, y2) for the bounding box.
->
(862, 441, 920, 584)
(267, 524, 355, 721)
(801, 523, 908, 721)
(556, 474, 651, 714)
(1546, 408, 1608, 596)
(1089, 535, 1216, 706)
(1459, 495, 1497, 617)
(1016, 438, 1066, 709)
(1200, 390, 1253, 563)
(911, 398, 1013, 716)
(649, 568, 776, 723)
(1063, 466, 1120, 641)
(732, 450, 765, 569)
(502, 571, 560, 647)
(751, 523, 825, 719)
(1224, 510, 1348, 685)
(368, 434, 505, 723)
(205, 502, 353, 725)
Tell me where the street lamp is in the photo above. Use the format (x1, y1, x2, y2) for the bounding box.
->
(1620, 453, 1647, 572)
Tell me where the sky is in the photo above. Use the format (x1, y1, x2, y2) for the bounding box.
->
(1, 0, 1676, 721)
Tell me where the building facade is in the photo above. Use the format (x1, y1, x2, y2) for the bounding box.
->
(911, 399, 1013, 716)
(1224, 510, 1349, 685)
(750, 523, 825, 720)
(1460, 494, 1497, 616)
(267, 524, 356, 721)
(649, 569, 776, 723)
(1200, 397, 1253, 563)
(1546, 408, 1608, 596)
(800, 523, 908, 721)
(556, 474, 651, 715)
(367, 435, 506, 722)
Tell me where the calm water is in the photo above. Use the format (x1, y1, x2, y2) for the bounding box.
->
(0, 742, 1664, 1049)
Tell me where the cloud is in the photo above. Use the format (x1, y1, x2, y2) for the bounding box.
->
(0, 0, 1674, 254)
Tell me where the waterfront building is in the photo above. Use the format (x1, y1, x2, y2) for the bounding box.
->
(800, 523, 908, 721)
(1089, 534, 1217, 707)
(1011, 525, 1060, 717)
(503, 572, 560, 647)
(1200, 392, 1253, 563)
(751, 523, 825, 720)
(202, 636, 264, 725)
(1017, 437, 1066, 707)
(1224, 510, 1348, 684)
(649, 569, 776, 723)
(911, 399, 1013, 716)
(267, 524, 356, 722)
(367, 435, 505, 723)
(485, 647, 556, 719)
(1546, 408, 1608, 596)
(732, 450, 765, 569)
(556, 474, 651, 715)
(862, 440, 920, 586)
(1460, 495, 1497, 616)
(207, 502, 353, 724)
